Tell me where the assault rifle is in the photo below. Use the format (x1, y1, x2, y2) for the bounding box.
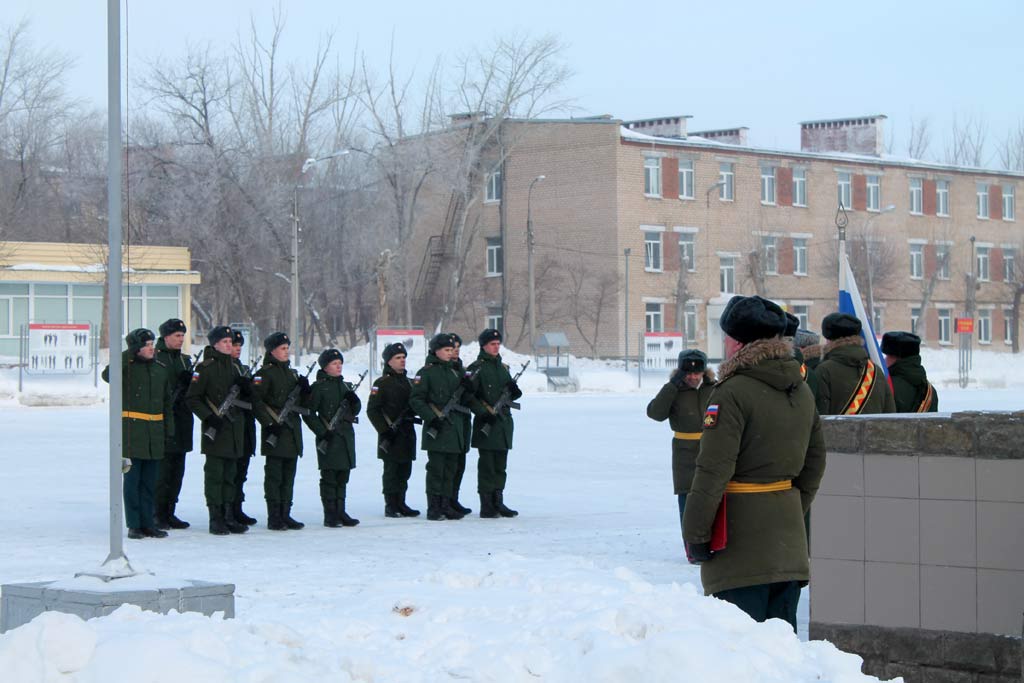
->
(265, 363, 316, 448)
(170, 348, 204, 405)
(202, 359, 254, 441)
(479, 360, 530, 437)
(316, 370, 368, 454)
(378, 407, 423, 455)
(425, 367, 479, 439)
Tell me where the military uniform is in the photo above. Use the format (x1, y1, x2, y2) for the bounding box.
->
(882, 332, 938, 413)
(800, 344, 822, 397)
(366, 351, 420, 517)
(450, 350, 475, 515)
(814, 312, 895, 416)
(231, 341, 258, 525)
(153, 327, 195, 529)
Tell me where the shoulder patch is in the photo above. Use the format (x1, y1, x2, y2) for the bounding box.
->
(371, 385, 379, 394)
(703, 404, 720, 429)
(191, 371, 200, 382)
(413, 375, 421, 384)
(253, 375, 263, 385)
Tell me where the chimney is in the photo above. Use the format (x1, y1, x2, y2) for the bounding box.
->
(623, 115, 691, 139)
(449, 111, 488, 126)
(800, 115, 886, 156)
(689, 127, 749, 146)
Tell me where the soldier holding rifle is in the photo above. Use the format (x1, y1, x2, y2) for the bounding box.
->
(154, 318, 196, 530)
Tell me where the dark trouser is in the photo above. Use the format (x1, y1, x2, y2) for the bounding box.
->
(425, 451, 458, 497)
(154, 450, 186, 509)
(713, 581, 802, 632)
(124, 458, 160, 529)
(477, 449, 509, 494)
(454, 450, 468, 499)
(382, 460, 412, 495)
(264, 456, 298, 504)
(320, 468, 351, 503)
(204, 455, 238, 506)
(677, 493, 688, 544)
(235, 454, 253, 503)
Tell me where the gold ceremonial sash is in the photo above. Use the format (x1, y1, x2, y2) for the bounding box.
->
(725, 480, 792, 494)
(916, 382, 935, 413)
(841, 361, 876, 415)
(673, 431, 702, 440)
(122, 411, 163, 421)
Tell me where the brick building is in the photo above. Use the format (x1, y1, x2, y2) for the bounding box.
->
(410, 114, 1023, 359)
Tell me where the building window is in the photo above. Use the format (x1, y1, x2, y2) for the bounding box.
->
(486, 306, 503, 335)
(793, 168, 807, 207)
(678, 233, 695, 271)
(719, 163, 734, 201)
(761, 236, 778, 274)
(910, 307, 921, 336)
(909, 178, 923, 215)
(1005, 248, 1017, 282)
(485, 169, 502, 202)
(978, 309, 992, 344)
(977, 183, 989, 218)
(867, 175, 881, 212)
(792, 304, 809, 329)
(1005, 310, 1015, 345)
(644, 232, 662, 271)
(837, 172, 852, 210)
(719, 256, 736, 294)
(977, 246, 990, 281)
(644, 157, 661, 197)
(678, 160, 694, 199)
(645, 303, 664, 333)
(936, 244, 950, 280)
(936, 180, 950, 216)
(938, 308, 952, 344)
(1003, 186, 1016, 220)
(909, 244, 924, 279)
(760, 167, 776, 205)
(792, 238, 808, 275)
(684, 304, 698, 343)
(485, 237, 502, 277)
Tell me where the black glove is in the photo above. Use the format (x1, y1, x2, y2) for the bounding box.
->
(428, 417, 445, 433)
(478, 412, 497, 425)
(685, 541, 715, 565)
(460, 374, 476, 391)
(267, 423, 284, 437)
(297, 376, 312, 395)
(177, 370, 193, 387)
(204, 414, 224, 431)
(506, 380, 520, 394)
(670, 372, 689, 390)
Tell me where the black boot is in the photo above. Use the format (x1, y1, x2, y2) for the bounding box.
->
(441, 497, 465, 520)
(284, 504, 305, 530)
(166, 502, 190, 529)
(338, 499, 360, 527)
(451, 497, 472, 515)
(398, 493, 420, 518)
(426, 495, 446, 521)
(142, 526, 168, 538)
(223, 504, 248, 534)
(324, 500, 342, 528)
(494, 491, 518, 517)
(208, 505, 229, 535)
(384, 494, 402, 518)
(267, 502, 287, 531)
(234, 501, 257, 526)
(153, 503, 171, 530)
(479, 492, 499, 518)
(127, 528, 145, 539)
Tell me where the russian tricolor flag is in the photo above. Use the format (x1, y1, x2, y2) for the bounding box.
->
(838, 233, 889, 380)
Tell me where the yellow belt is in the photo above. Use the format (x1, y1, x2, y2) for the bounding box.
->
(725, 480, 791, 493)
(122, 411, 163, 421)
(673, 431, 702, 440)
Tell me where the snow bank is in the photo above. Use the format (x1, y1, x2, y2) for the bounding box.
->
(0, 555, 887, 683)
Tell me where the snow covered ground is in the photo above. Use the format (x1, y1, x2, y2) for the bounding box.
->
(0, 350, 1019, 682)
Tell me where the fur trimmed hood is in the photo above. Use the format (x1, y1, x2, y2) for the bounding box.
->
(800, 343, 823, 361)
(717, 338, 796, 383)
(823, 335, 865, 356)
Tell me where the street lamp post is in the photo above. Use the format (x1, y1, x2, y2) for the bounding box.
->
(526, 175, 545, 358)
(864, 204, 896, 326)
(623, 248, 631, 371)
(291, 149, 349, 363)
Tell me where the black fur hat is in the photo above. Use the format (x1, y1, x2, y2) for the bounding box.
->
(429, 333, 456, 353)
(881, 331, 921, 358)
(677, 349, 708, 373)
(231, 329, 244, 345)
(126, 328, 155, 353)
(263, 331, 290, 352)
(382, 342, 407, 363)
(821, 313, 861, 341)
(783, 312, 799, 338)
(719, 295, 787, 343)
(158, 318, 187, 337)
(478, 328, 502, 346)
(318, 348, 343, 368)
(207, 325, 234, 346)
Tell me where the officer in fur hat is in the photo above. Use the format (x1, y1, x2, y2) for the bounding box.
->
(230, 329, 258, 526)
(815, 313, 895, 415)
(448, 333, 474, 516)
(153, 318, 194, 530)
(882, 332, 938, 412)
(682, 295, 826, 631)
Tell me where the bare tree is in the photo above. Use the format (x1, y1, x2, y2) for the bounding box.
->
(564, 255, 617, 356)
(997, 119, 1024, 172)
(944, 113, 988, 167)
(906, 116, 932, 160)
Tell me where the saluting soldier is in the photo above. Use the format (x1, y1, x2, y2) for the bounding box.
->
(102, 328, 173, 539)
(303, 349, 361, 528)
(882, 332, 938, 413)
(683, 295, 827, 631)
(409, 333, 473, 521)
(230, 329, 258, 525)
(185, 326, 249, 535)
(366, 342, 421, 518)
(815, 312, 896, 415)
(467, 328, 523, 518)
(253, 332, 311, 531)
(449, 333, 473, 516)
(153, 318, 194, 530)
(646, 349, 716, 545)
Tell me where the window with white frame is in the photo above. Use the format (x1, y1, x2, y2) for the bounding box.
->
(1003, 185, 1016, 220)
(909, 243, 924, 279)
(678, 233, 695, 271)
(485, 168, 502, 202)
(1005, 309, 1015, 345)
(761, 236, 778, 274)
(867, 175, 881, 211)
(678, 160, 695, 199)
(485, 237, 502, 276)
(719, 163, 734, 201)
(977, 183, 990, 218)
(910, 307, 921, 336)
(936, 180, 950, 216)
(938, 308, 952, 343)
(793, 238, 808, 275)
(1005, 248, 1017, 282)
(978, 309, 992, 344)
(644, 157, 662, 197)
(793, 168, 807, 207)
(760, 166, 776, 205)
(486, 306, 503, 335)
(644, 231, 662, 271)
(909, 178, 923, 214)
(792, 304, 809, 329)
(684, 304, 698, 343)
(837, 172, 852, 210)
(719, 256, 736, 293)
(645, 302, 664, 332)
(977, 246, 990, 281)
(936, 244, 950, 279)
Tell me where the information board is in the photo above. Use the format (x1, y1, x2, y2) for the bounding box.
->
(27, 323, 92, 374)
(373, 328, 426, 374)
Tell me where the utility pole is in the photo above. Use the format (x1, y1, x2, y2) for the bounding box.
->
(624, 248, 631, 371)
(526, 175, 545, 358)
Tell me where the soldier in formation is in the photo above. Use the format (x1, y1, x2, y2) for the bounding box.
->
(793, 328, 822, 396)
(230, 329, 258, 526)
(449, 334, 474, 516)
(882, 331, 938, 412)
(814, 312, 895, 415)
(153, 318, 194, 530)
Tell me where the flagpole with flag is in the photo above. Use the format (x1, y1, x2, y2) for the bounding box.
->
(836, 205, 889, 381)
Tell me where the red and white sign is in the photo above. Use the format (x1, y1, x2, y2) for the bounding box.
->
(28, 323, 91, 374)
(643, 332, 684, 370)
(374, 328, 426, 374)
(955, 318, 975, 334)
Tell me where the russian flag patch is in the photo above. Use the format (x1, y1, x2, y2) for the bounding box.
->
(703, 404, 719, 429)
(191, 371, 200, 382)
(253, 376, 263, 385)
(370, 385, 379, 394)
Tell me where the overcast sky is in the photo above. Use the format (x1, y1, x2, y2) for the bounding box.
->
(3, 0, 1022, 164)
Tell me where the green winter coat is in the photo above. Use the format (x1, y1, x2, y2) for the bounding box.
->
(303, 370, 360, 471)
(889, 355, 939, 413)
(815, 337, 896, 415)
(409, 353, 472, 453)
(453, 357, 473, 452)
(102, 351, 174, 460)
(366, 365, 418, 462)
(155, 338, 195, 453)
(801, 344, 822, 398)
(682, 338, 827, 596)
(646, 369, 716, 494)
(253, 355, 311, 459)
(467, 351, 522, 451)
(233, 358, 258, 457)
(185, 345, 246, 459)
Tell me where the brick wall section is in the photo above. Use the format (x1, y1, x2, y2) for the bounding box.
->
(992, 248, 1005, 283)
(991, 185, 1004, 221)
(777, 167, 793, 206)
(853, 174, 867, 211)
(662, 157, 678, 200)
(778, 237, 794, 275)
(923, 179, 937, 216)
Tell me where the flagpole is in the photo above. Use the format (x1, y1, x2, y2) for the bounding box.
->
(836, 205, 849, 293)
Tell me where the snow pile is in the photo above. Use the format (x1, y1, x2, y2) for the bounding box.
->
(0, 555, 887, 683)
(919, 347, 1024, 389)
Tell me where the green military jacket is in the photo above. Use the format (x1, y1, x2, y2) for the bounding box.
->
(253, 354, 310, 459)
(185, 346, 246, 459)
(815, 337, 896, 415)
(889, 355, 938, 413)
(452, 357, 473, 452)
(467, 351, 522, 451)
(103, 351, 174, 460)
(155, 338, 195, 454)
(303, 370, 360, 471)
(682, 338, 827, 596)
(409, 353, 472, 454)
(801, 344, 822, 398)
(366, 365, 417, 462)
(646, 369, 716, 495)
(233, 357, 258, 457)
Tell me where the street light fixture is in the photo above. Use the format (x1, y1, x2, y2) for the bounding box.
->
(291, 149, 350, 363)
(526, 174, 545, 358)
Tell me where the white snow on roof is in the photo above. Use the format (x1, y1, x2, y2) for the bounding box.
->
(3, 263, 198, 276)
